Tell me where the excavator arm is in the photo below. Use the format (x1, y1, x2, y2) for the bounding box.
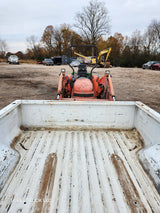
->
(74, 52, 92, 63)
(98, 48, 111, 62)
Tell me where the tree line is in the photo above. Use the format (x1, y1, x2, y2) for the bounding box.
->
(0, 0, 160, 67)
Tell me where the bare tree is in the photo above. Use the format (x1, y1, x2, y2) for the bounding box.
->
(129, 30, 143, 53)
(150, 20, 160, 40)
(41, 25, 55, 56)
(146, 19, 160, 54)
(74, 0, 111, 46)
(142, 29, 153, 55)
(26, 35, 38, 49)
(26, 35, 42, 60)
(54, 27, 63, 55)
(0, 39, 8, 58)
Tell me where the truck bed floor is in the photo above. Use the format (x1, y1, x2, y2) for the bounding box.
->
(0, 129, 160, 212)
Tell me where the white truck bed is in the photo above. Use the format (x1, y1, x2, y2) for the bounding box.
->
(0, 101, 160, 212)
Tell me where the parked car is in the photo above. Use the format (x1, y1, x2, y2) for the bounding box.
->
(42, 58, 54, 66)
(151, 62, 160, 70)
(37, 61, 43, 64)
(142, 61, 158, 69)
(7, 55, 19, 64)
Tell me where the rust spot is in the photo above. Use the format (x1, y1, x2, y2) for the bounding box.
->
(1, 134, 23, 193)
(135, 131, 145, 156)
(129, 145, 137, 151)
(10, 134, 22, 150)
(124, 133, 129, 139)
(8, 133, 22, 173)
(20, 142, 28, 150)
(3, 156, 7, 160)
(125, 131, 137, 141)
(124, 129, 145, 153)
(34, 153, 57, 213)
(111, 154, 147, 213)
(18, 126, 136, 132)
(20, 125, 29, 131)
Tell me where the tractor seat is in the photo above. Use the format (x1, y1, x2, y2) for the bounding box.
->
(78, 64, 88, 77)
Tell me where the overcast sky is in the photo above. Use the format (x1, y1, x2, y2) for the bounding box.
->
(0, 0, 159, 53)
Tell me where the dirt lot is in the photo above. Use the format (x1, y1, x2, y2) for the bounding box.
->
(0, 63, 160, 113)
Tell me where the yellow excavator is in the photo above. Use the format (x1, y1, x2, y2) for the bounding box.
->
(74, 47, 111, 67)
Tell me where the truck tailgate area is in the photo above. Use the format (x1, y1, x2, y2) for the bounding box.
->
(0, 129, 160, 213)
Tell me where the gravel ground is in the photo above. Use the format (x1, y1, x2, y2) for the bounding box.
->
(0, 63, 160, 113)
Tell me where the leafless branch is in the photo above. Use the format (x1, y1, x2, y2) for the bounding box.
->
(74, 0, 111, 45)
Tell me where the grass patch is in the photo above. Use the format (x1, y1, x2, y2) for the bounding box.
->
(19, 59, 37, 64)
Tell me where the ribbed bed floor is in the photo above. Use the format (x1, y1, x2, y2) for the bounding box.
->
(0, 129, 160, 213)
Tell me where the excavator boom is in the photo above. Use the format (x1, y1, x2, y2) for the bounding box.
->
(73, 52, 92, 62)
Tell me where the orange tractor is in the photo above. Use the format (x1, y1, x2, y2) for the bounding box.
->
(57, 45, 115, 101)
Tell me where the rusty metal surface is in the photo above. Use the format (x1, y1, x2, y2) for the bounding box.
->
(34, 153, 57, 213)
(0, 129, 160, 213)
(111, 154, 147, 212)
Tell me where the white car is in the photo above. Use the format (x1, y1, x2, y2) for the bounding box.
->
(8, 55, 19, 64)
(70, 60, 80, 67)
